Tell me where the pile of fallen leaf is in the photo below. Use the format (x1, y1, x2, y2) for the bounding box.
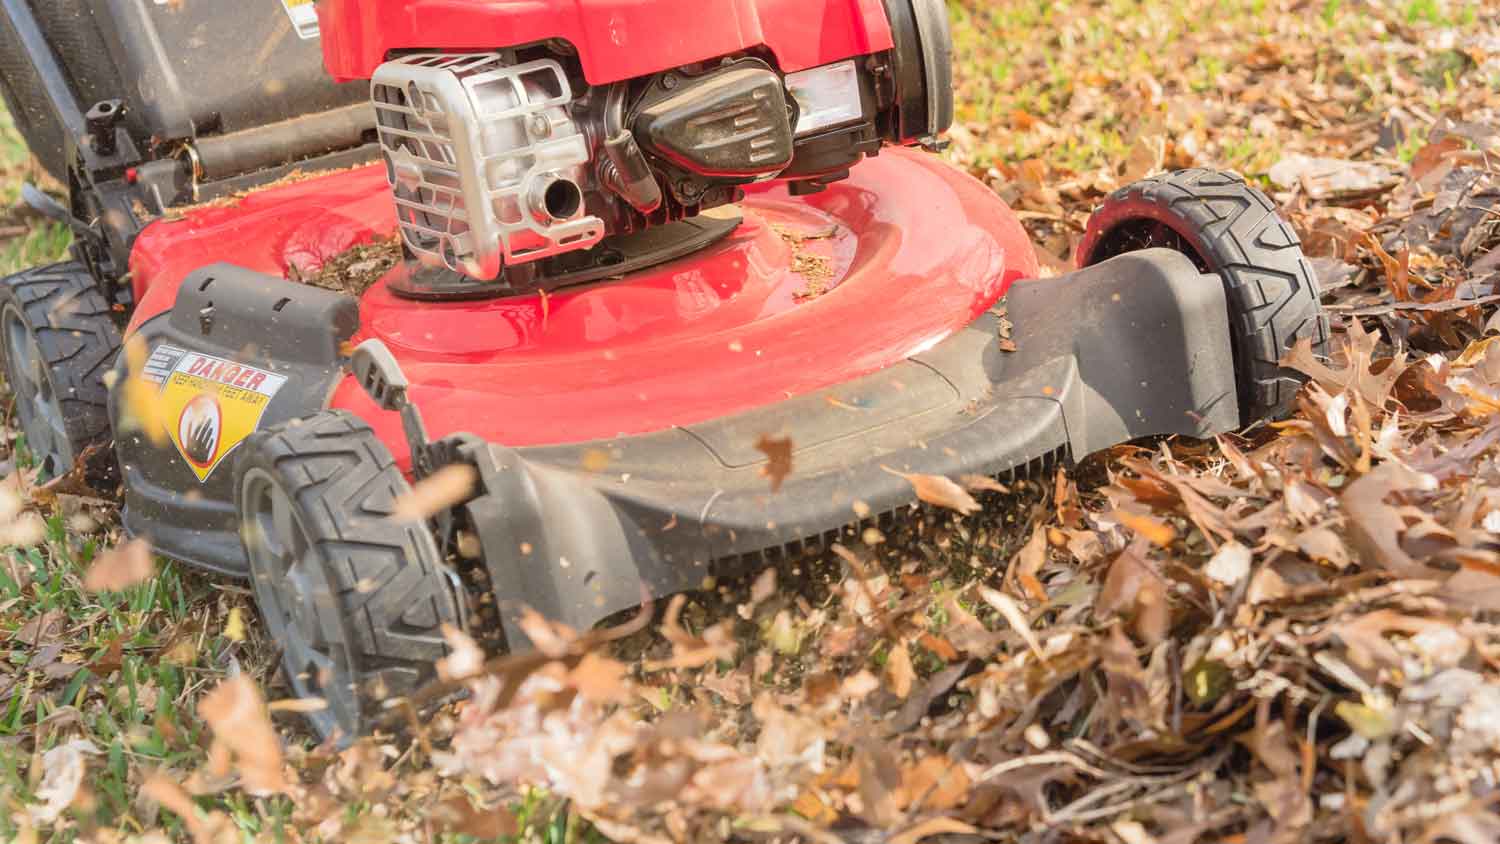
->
(9, 2, 1500, 842)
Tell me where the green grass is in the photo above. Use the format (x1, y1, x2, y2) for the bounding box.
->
(945, 0, 1494, 179)
(0, 107, 70, 273)
(0, 1, 1497, 840)
(0, 510, 285, 842)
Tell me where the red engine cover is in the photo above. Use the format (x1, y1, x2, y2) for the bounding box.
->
(316, 0, 895, 84)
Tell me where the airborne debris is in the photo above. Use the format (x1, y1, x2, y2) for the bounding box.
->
(9, 3, 1500, 842)
(881, 466, 982, 515)
(754, 433, 793, 492)
(81, 537, 154, 592)
(391, 463, 479, 521)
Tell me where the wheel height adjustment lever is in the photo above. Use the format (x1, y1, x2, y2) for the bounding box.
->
(349, 338, 438, 477)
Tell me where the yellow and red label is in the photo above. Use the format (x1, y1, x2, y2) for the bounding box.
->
(141, 345, 288, 482)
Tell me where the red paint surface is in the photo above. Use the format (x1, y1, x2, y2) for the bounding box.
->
(128, 148, 1036, 465)
(316, 0, 895, 84)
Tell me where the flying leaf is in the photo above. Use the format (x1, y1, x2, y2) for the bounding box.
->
(197, 675, 286, 792)
(437, 622, 485, 680)
(961, 473, 1009, 493)
(886, 640, 915, 698)
(392, 463, 478, 521)
(1112, 509, 1177, 547)
(888, 817, 977, 844)
(82, 538, 155, 592)
(26, 739, 96, 824)
(223, 607, 246, 642)
(882, 466, 980, 515)
(117, 335, 168, 446)
(754, 433, 793, 492)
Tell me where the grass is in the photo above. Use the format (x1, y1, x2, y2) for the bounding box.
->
(0, 98, 274, 843)
(1, 0, 1498, 839)
(946, 0, 1491, 178)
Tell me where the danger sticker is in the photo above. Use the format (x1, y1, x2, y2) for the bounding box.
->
(280, 0, 320, 39)
(147, 345, 288, 482)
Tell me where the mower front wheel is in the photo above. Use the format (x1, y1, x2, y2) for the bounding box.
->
(0, 262, 121, 479)
(1076, 169, 1329, 422)
(234, 409, 462, 742)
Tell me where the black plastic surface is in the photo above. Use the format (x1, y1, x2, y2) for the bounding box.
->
(112, 264, 358, 575)
(0, 0, 367, 178)
(634, 61, 794, 178)
(452, 249, 1239, 648)
(88, 0, 365, 146)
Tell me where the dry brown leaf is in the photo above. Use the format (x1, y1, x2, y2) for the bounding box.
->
(1009, 524, 1049, 602)
(1112, 509, 1177, 547)
(977, 585, 1045, 660)
(82, 538, 155, 592)
(888, 817, 977, 844)
(1281, 319, 1409, 410)
(1098, 545, 1170, 645)
(26, 739, 95, 825)
(569, 651, 628, 703)
(882, 466, 980, 515)
(961, 473, 1009, 493)
(886, 641, 915, 699)
(392, 463, 478, 521)
(514, 607, 578, 659)
(197, 675, 286, 792)
(142, 772, 227, 844)
(266, 697, 328, 713)
(1342, 461, 1438, 579)
(437, 622, 485, 680)
(754, 433, 793, 493)
(431, 795, 520, 841)
(643, 594, 736, 671)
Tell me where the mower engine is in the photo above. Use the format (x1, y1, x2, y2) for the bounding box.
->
(353, 0, 953, 294)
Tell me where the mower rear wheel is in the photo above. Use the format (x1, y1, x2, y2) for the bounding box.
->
(1075, 168, 1329, 422)
(234, 409, 461, 742)
(0, 262, 121, 479)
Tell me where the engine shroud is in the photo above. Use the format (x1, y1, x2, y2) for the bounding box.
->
(372, 53, 606, 279)
(362, 0, 956, 296)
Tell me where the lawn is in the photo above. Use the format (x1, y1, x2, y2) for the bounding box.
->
(3, 1, 1500, 842)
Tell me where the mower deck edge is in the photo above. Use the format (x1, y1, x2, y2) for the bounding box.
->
(446, 248, 1238, 647)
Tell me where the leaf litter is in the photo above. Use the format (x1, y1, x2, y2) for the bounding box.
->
(8, 1, 1500, 842)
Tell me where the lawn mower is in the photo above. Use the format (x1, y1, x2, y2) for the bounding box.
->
(0, 0, 1327, 740)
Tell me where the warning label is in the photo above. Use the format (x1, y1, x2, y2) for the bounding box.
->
(144, 345, 288, 482)
(280, 0, 320, 39)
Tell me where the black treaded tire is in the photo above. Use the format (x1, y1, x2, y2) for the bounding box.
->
(0, 261, 120, 478)
(1075, 168, 1329, 422)
(234, 409, 461, 742)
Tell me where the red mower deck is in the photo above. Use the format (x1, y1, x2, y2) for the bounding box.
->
(129, 148, 1037, 462)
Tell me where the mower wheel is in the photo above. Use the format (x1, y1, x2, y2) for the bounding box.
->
(234, 409, 461, 742)
(1076, 168, 1329, 422)
(0, 262, 121, 479)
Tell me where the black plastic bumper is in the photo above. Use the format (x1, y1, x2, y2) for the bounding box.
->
(448, 248, 1239, 648)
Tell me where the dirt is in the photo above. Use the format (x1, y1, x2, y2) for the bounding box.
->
(159, 162, 373, 220)
(293, 234, 403, 296)
(775, 223, 840, 299)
